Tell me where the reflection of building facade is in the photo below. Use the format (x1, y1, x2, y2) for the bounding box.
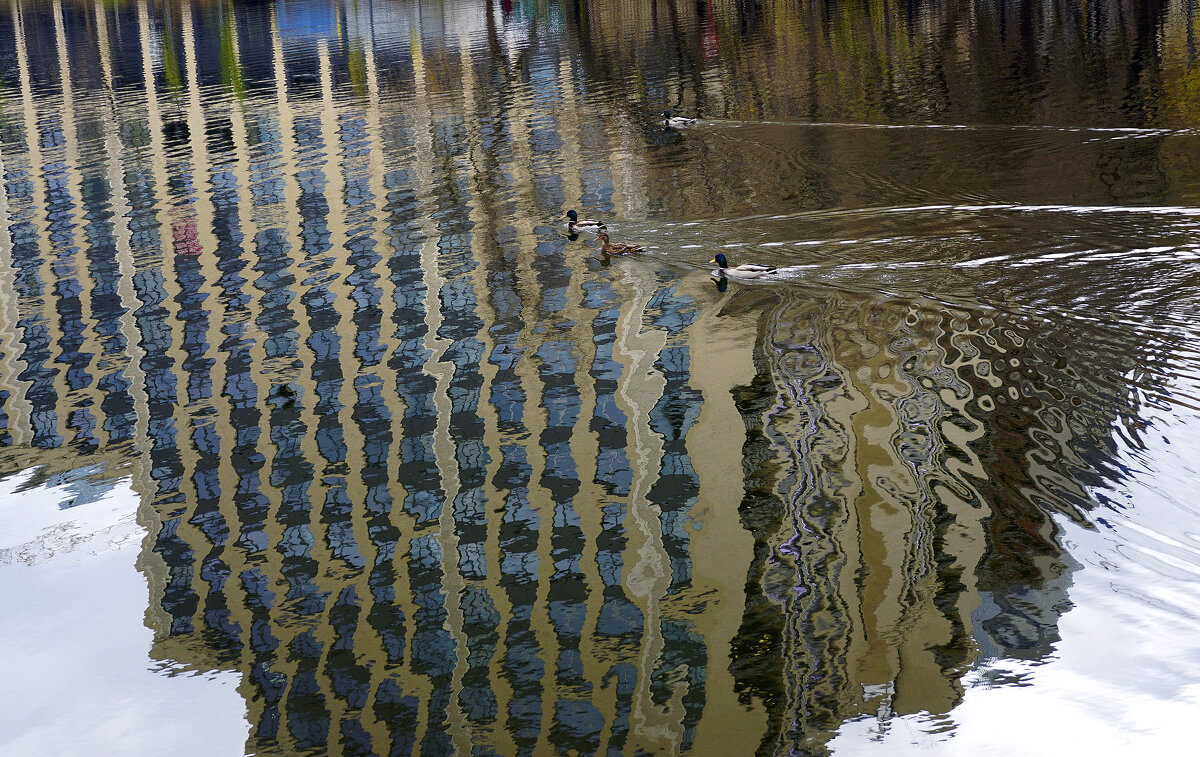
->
(0, 1, 732, 753)
(0, 1, 1163, 755)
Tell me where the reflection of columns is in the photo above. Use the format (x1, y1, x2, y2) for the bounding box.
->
(343, 25, 406, 738)
(491, 41, 556, 738)
(178, 0, 261, 698)
(405, 10, 451, 741)
(179, 3, 235, 580)
(216, 1, 266, 461)
(410, 31, 461, 569)
(221, 20, 262, 387)
(52, 0, 102, 444)
(181, 0, 223, 405)
(267, 6, 334, 579)
(612, 267, 676, 751)
(781, 316, 865, 745)
(360, 23, 401, 489)
(552, 63, 609, 681)
(314, 34, 370, 562)
(851, 356, 918, 713)
(409, 16, 456, 494)
(451, 21, 521, 752)
(216, 5, 286, 732)
(0, 140, 28, 442)
(353, 24, 436, 738)
(137, 0, 173, 265)
(907, 327, 990, 706)
(359, 30, 430, 743)
(684, 298, 767, 749)
(313, 37, 361, 733)
(0, 23, 32, 446)
(315, 34, 356, 424)
(93, 0, 151, 455)
(135, 0, 186, 375)
(135, 0, 197, 640)
(444, 21, 498, 746)
(12, 0, 58, 445)
(218, 4, 283, 619)
(267, 3, 310, 385)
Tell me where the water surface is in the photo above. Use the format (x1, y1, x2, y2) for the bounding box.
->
(2, 1, 1200, 755)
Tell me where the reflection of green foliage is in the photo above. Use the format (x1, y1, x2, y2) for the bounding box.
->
(160, 22, 183, 94)
(777, 0, 918, 122)
(1158, 2, 1200, 127)
(124, 118, 152, 149)
(220, 9, 245, 99)
(348, 41, 368, 100)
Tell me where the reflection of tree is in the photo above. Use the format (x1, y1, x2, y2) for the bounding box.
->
(566, 0, 1183, 128)
(728, 342, 788, 746)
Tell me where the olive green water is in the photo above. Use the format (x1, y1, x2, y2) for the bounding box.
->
(2, 1, 1200, 755)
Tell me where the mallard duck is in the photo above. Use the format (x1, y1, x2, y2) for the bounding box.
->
(662, 110, 697, 128)
(712, 252, 776, 278)
(599, 232, 644, 255)
(566, 209, 605, 232)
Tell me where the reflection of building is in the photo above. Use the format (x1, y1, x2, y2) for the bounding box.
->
(0, 0, 1173, 755)
(0, 1, 734, 754)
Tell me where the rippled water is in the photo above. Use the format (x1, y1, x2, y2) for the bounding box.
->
(2, 0, 1200, 754)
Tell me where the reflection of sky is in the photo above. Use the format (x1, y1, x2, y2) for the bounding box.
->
(830, 398, 1200, 755)
(0, 470, 247, 757)
(273, 0, 338, 40)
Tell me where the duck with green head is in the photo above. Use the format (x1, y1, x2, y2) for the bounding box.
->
(566, 209, 605, 232)
(711, 252, 776, 278)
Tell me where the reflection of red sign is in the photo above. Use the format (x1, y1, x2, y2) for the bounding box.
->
(702, 4, 718, 60)
(173, 215, 202, 256)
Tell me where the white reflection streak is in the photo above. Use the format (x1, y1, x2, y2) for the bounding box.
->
(613, 266, 679, 751)
(410, 3, 457, 742)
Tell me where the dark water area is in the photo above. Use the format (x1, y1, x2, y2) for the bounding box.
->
(1, 0, 1200, 754)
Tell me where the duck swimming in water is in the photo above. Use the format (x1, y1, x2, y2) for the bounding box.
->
(711, 252, 776, 278)
(566, 209, 606, 232)
(598, 232, 644, 255)
(662, 110, 697, 128)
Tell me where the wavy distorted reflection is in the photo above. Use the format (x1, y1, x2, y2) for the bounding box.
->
(2, 0, 1199, 755)
(708, 284, 1097, 752)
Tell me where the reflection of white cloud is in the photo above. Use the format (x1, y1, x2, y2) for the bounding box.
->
(0, 469, 140, 566)
(0, 469, 248, 757)
(833, 665, 1200, 755)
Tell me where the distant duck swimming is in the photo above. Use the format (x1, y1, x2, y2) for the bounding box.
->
(711, 252, 777, 278)
(598, 232, 644, 255)
(566, 209, 606, 232)
(662, 110, 697, 128)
